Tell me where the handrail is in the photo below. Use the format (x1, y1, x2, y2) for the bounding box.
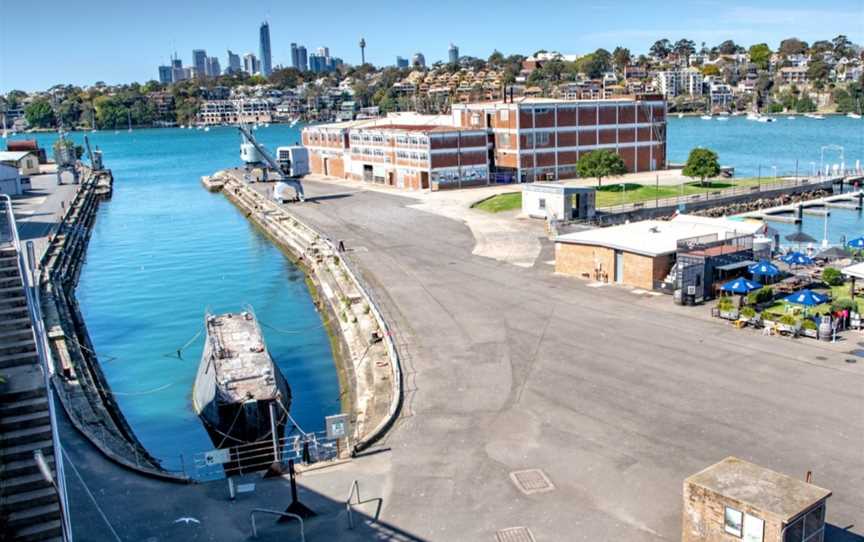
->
(1, 195, 73, 542)
(346, 479, 360, 529)
(249, 508, 304, 541)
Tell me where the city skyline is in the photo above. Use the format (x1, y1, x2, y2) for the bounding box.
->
(1, 0, 863, 91)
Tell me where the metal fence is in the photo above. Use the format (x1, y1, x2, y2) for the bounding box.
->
(598, 174, 844, 215)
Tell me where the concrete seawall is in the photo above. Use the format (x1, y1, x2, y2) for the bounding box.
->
(204, 171, 402, 452)
(40, 166, 188, 482)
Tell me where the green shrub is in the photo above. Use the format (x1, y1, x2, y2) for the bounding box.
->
(822, 267, 844, 286)
(831, 298, 856, 312)
(741, 306, 756, 319)
(801, 319, 818, 330)
(746, 287, 774, 305)
(778, 314, 798, 326)
(718, 297, 735, 311)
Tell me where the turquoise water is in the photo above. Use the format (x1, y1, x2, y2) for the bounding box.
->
(6, 114, 861, 471)
(13, 126, 337, 473)
(668, 115, 864, 177)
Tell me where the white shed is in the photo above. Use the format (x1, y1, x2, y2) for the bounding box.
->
(0, 163, 23, 196)
(522, 183, 595, 220)
(0, 151, 40, 176)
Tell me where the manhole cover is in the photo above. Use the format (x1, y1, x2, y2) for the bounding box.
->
(496, 527, 536, 542)
(815, 356, 827, 361)
(509, 469, 555, 495)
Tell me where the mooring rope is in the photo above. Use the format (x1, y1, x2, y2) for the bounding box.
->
(259, 317, 332, 335)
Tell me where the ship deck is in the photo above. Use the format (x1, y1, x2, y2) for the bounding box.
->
(206, 312, 279, 403)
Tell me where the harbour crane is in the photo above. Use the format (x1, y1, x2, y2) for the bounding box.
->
(83, 135, 103, 171)
(237, 125, 307, 202)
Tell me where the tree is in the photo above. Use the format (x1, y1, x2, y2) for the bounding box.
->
(701, 64, 720, 76)
(575, 150, 627, 186)
(24, 98, 55, 128)
(487, 50, 505, 68)
(717, 40, 740, 55)
(748, 43, 772, 70)
(809, 40, 833, 55)
(673, 39, 696, 64)
(650, 39, 671, 59)
(612, 47, 631, 71)
(807, 61, 829, 82)
(779, 38, 808, 56)
(795, 95, 817, 113)
(832, 35, 853, 58)
(683, 148, 720, 186)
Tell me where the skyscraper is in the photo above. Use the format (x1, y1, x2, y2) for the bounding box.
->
(192, 49, 208, 78)
(291, 43, 300, 70)
(396, 56, 409, 68)
(171, 55, 185, 82)
(227, 50, 241, 74)
(158, 65, 172, 84)
(243, 53, 259, 75)
(412, 53, 426, 68)
(449, 43, 459, 65)
(207, 57, 221, 77)
(297, 46, 307, 71)
(259, 22, 272, 76)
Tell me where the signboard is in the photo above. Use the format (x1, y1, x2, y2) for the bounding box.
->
(326, 414, 350, 440)
(236, 483, 256, 494)
(743, 514, 764, 542)
(203, 448, 231, 466)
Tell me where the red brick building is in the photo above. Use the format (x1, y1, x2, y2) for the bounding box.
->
(302, 95, 666, 190)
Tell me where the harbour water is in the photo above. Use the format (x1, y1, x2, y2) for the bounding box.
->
(6, 114, 862, 471)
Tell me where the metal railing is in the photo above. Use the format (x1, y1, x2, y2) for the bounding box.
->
(249, 508, 305, 541)
(346, 479, 361, 529)
(1, 195, 73, 542)
(598, 175, 842, 215)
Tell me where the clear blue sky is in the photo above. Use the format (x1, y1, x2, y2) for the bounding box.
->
(1, 0, 862, 92)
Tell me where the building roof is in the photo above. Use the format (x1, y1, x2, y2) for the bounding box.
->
(686, 457, 831, 523)
(6, 140, 39, 151)
(841, 261, 864, 280)
(0, 151, 35, 163)
(555, 214, 764, 257)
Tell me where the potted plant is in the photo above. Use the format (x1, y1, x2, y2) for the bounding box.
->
(717, 297, 739, 320)
(800, 318, 819, 338)
(740, 306, 760, 326)
(777, 314, 801, 335)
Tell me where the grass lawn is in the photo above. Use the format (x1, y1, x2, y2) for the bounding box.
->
(472, 192, 521, 213)
(760, 283, 864, 318)
(471, 176, 790, 213)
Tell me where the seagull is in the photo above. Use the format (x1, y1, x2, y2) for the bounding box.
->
(174, 517, 201, 525)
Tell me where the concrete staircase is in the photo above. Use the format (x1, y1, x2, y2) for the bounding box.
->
(0, 244, 62, 541)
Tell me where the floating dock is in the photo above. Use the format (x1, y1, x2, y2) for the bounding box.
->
(739, 191, 863, 223)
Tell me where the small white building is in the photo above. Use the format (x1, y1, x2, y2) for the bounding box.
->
(0, 163, 23, 196)
(0, 151, 40, 176)
(521, 183, 595, 220)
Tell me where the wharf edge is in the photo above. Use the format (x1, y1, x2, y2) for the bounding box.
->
(203, 170, 404, 453)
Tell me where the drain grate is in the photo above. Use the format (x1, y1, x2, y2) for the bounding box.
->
(815, 356, 827, 361)
(846, 358, 858, 364)
(496, 527, 536, 542)
(510, 469, 555, 495)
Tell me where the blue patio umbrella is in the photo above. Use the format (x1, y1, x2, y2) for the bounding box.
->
(720, 278, 763, 294)
(848, 236, 864, 249)
(783, 289, 828, 307)
(749, 260, 780, 276)
(782, 251, 813, 266)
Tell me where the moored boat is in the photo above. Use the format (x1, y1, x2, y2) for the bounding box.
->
(192, 309, 291, 450)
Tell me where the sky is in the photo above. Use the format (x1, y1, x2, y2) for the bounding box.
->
(1, 0, 863, 92)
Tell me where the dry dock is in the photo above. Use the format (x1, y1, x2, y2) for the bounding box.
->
(203, 170, 402, 452)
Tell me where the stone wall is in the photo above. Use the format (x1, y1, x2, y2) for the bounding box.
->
(682, 481, 783, 542)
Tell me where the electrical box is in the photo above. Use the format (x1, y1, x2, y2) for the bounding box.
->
(276, 146, 309, 177)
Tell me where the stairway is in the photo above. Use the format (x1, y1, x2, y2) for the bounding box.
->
(0, 244, 62, 541)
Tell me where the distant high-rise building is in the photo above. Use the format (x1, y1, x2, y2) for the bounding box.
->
(316, 47, 329, 58)
(259, 22, 272, 76)
(297, 46, 308, 71)
(158, 65, 172, 84)
(396, 56, 409, 68)
(359, 37, 366, 65)
(412, 52, 426, 68)
(192, 49, 208, 78)
(227, 50, 241, 74)
(207, 57, 221, 77)
(171, 54, 185, 82)
(309, 53, 327, 74)
(243, 53, 259, 75)
(291, 43, 300, 69)
(449, 43, 459, 64)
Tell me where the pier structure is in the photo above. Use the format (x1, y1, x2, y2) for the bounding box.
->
(202, 170, 402, 453)
(739, 189, 864, 224)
